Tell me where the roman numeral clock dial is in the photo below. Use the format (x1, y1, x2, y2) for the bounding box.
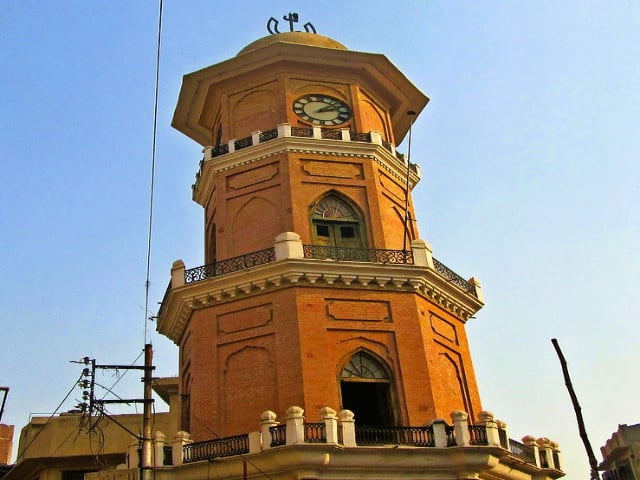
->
(293, 94, 352, 126)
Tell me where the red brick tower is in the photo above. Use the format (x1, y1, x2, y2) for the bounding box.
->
(158, 32, 485, 441)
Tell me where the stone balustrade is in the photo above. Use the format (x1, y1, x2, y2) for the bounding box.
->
(109, 408, 561, 472)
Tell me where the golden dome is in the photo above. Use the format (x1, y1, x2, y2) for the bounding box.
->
(237, 32, 347, 56)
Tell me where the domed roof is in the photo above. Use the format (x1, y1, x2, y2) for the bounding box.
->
(237, 32, 347, 56)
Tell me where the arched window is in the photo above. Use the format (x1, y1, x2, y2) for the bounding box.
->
(341, 351, 389, 379)
(339, 351, 395, 426)
(310, 194, 366, 249)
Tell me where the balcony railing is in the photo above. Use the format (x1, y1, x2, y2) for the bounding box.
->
(508, 438, 537, 464)
(182, 423, 539, 468)
(183, 434, 250, 463)
(468, 424, 489, 445)
(302, 245, 413, 264)
(202, 125, 415, 172)
(181, 245, 476, 297)
(269, 424, 287, 447)
(184, 248, 276, 284)
(304, 422, 326, 443)
(355, 425, 435, 447)
(433, 258, 476, 294)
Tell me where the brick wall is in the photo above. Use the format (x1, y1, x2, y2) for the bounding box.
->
(0, 424, 14, 465)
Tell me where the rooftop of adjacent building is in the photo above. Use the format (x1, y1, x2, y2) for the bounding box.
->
(600, 423, 640, 471)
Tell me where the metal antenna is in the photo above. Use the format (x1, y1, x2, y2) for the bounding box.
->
(402, 111, 416, 254)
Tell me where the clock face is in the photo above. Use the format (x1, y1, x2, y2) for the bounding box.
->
(293, 94, 352, 126)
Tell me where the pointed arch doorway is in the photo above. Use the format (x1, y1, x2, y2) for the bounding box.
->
(339, 351, 394, 426)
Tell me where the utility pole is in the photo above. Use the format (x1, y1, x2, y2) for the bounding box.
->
(141, 343, 154, 480)
(75, 344, 156, 478)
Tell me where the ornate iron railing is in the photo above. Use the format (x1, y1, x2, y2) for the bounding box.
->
(508, 438, 536, 464)
(291, 126, 313, 137)
(350, 131, 371, 142)
(446, 425, 456, 446)
(259, 128, 278, 142)
(183, 434, 249, 463)
(184, 248, 276, 283)
(212, 143, 229, 156)
(304, 422, 326, 443)
(203, 125, 420, 169)
(202, 125, 420, 175)
(321, 128, 342, 140)
(270, 424, 287, 447)
(181, 245, 476, 298)
(234, 136, 253, 150)
(468, 425, 489, 445)
(355, 425, 435, 447)
(303, 245, 413, 264)
(433, 258, 475, 294)
(178, 423, 540, 468)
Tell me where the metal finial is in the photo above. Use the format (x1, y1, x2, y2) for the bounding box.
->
(267, 12, 316, 35)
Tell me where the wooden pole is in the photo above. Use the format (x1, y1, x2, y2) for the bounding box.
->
(551, 338, 600, 479)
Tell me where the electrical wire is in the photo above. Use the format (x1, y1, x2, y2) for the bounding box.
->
(98, 349, 144, 403)
(15, 374, 83, 462)
(143, 0, 164, 345)
(190, 410, 275, 480)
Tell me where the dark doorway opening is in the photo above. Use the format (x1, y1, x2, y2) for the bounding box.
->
(340, 380, 393, 426)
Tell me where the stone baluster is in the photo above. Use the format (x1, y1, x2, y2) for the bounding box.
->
(468, 277, 484, 302)
(338, 410, 356, 447)
(170, 431, 192, 466)
(411, 239, 435, 268)
(312, 126, 322, 139)
(171, 260, 185, 288)
(451, 411, 471, 446)
(153, 431, 166, 467)
(274, 232, 304, 260)
(551, 440, 562, 471)
(496, 419, 509, 449)
(286, 406, 305, 445)
(522, 435, 541, 468)
(277, 123, 292, 138)
(251, 131, 261, 146)
(260, 410, 278, 450)
(126, 439, 139, 469)
(248, 431, 262, 454)
(321, 407, 339, 444)
(340, 128, 351, 141)
(431, 419, 449, 448)
(369, 131, 383, 146)
(477, 411, 500, 446)
(537, 437, 555, 469)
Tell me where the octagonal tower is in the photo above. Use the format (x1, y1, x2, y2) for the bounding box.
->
(158, 31, 484, 441)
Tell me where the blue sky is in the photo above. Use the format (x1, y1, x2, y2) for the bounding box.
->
(1, 2, 639, 478)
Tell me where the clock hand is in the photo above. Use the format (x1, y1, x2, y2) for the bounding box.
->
(316, 105, 337, 113)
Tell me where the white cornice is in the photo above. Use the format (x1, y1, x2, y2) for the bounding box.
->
(157, 258, 483, 345)
(192, 136, 420, 206)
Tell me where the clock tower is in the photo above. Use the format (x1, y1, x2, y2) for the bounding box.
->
(159, 31, 485, 441)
